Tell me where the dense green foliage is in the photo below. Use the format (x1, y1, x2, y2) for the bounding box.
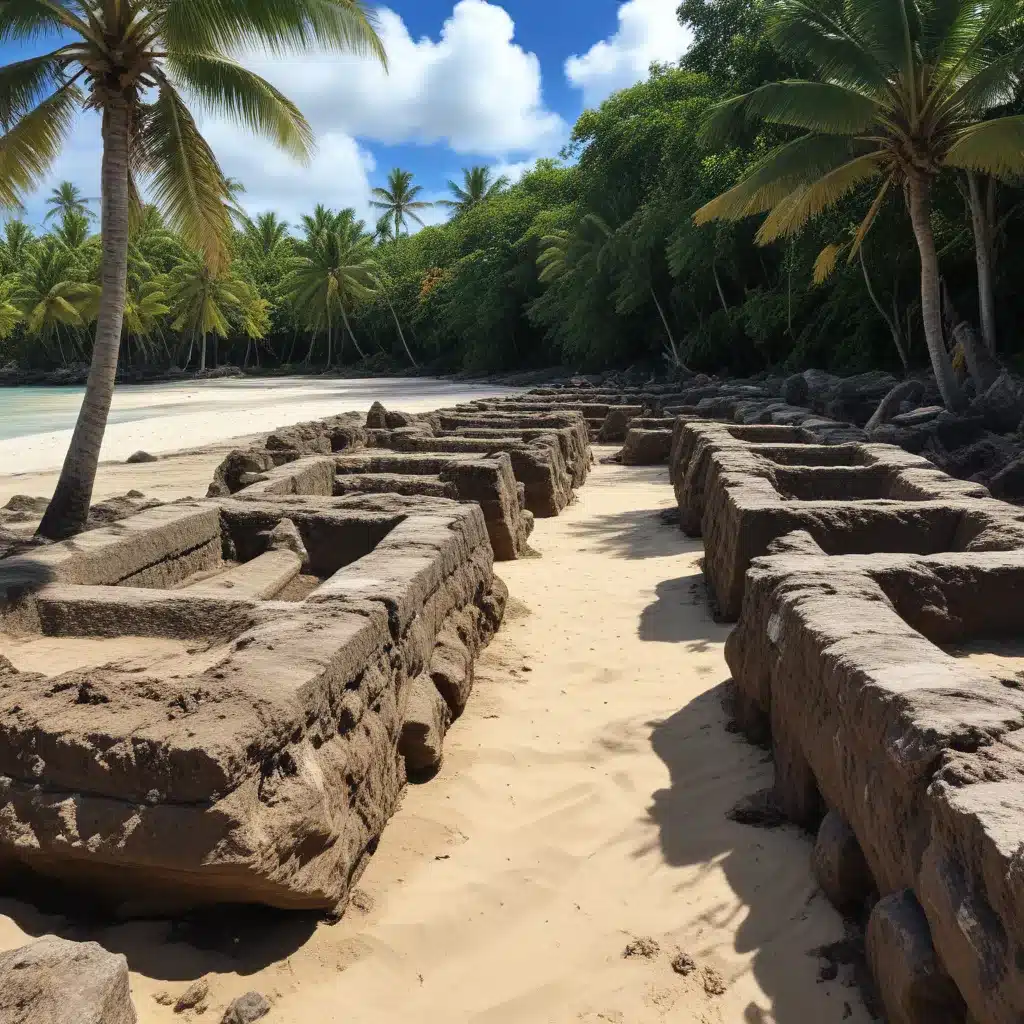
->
(5, 0, 1024, 380)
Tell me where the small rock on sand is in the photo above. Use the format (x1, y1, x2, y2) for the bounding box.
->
(174, 977, 209, 1012)
(702, 965, 727, 996)
(221, 991, 270, 1024)
(623, 937, 660, 959)
(670, 951, 696, 976)
(126, 450, 158, 463)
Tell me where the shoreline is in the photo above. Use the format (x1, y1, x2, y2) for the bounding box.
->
(0, 376, 521, 501)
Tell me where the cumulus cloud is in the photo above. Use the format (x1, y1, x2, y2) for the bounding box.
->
(565, 0, 693, 108)
(24, 1, 566, 227)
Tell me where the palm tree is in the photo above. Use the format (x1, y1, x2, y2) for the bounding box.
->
(0, 280, 22, 342)
(0, 1, 386, 540)
(0, 219, 35, 276)
(538, 214, 685, 369)
(44, 181, 95, 222)
(439, 166, 509, 214)
(285, 221, 376, 365)
(225, 177, 249, 226)
(122, 278, 171, 368)
(168, 252, 262, 371)
(14, 238, 100, 365)
(370, 169, 432, 237)
(694, 0, 1024, 411)
(240, 211, 291, 257)
(300, 203, 340, 243)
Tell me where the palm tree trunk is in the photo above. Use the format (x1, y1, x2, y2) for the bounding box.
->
(38, 96, 131, 540)
(967, 172, 997, 353)
(859, 249, 908, 371)
(200, 330, 207, 372)
(326, 307, 332, 369)
(649, 287, 688, 371)
(340, 305, 366, 360)
(907, 175, 964, 411)
(386, 294, 418, 367)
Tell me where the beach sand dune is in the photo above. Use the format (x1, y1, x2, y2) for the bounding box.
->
(0, 451, 867, 1023)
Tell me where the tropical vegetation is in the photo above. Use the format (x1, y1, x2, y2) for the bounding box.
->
(3, 1, 1024, 529)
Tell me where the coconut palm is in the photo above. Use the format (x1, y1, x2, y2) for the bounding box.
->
(0, 1, 386, 540)
(168, 252, 266, 372)
(14, 238, 99, 365)
(240, 211, 292, 257)
(122, 277, 171, 367)
(370, 169, 432, 237)
(44, 181, 95, 222)
(439, 166, 510, 213)
(285, 220, 376, 365)
(0, 219, 35, 276)
(694, 0, 1024, 411)
(0, 280, 22, 341)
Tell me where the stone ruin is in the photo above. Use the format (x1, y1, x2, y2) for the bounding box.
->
(0, 399, 596, 926)
(481, 378, 1024, 1022)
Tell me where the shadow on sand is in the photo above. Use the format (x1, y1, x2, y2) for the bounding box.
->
(0, 890, 321, 981)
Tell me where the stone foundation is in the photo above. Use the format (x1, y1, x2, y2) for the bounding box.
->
(0, 494, 506, 913)
(726, 543, 1024, 1023)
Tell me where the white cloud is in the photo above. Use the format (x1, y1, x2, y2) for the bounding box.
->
(22, 1, 566, 228)
(565, 0, 693, 108)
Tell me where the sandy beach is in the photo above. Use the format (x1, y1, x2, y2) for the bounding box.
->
(0, 377, 518, 504)
(0, 449, 868, 1023)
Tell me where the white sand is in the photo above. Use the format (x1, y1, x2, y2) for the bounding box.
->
(0, 377, 517, 495)
(0, 453, 869, 1023)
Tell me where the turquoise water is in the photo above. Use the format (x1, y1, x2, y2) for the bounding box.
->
(0, 386, 168, 441)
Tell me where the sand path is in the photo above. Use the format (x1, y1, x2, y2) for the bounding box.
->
(0, 452, 869, 1023)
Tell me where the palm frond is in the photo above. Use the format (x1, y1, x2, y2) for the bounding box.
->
(702, 81, 877, 144)
(0, 51, 72, 127)
(160, 0, 387, 66)
(944, 115, 1024, 179)
(813, 242, 847, 284)
(0, 0, 84, 41)
(0, 83, 82, 209)
(138, 81, 232, 270)
(754, 152, 886, 243)
(941, 45, 1024, 116)
(847, 173, 894, 260)
(166, 53, 314, 162)
(694, 133, 870, 225)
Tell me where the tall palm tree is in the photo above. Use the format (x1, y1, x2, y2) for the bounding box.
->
(0, 219, 35, 276)
(285, 221, 376, 365)
(0, 1, 386, 540)
(44, 181, 95, 222)
(14, 238, 100, 365)
(439, 166, 509, 213)
(168, 252, 262, 371)
(694, 0, 1024, 411)
(370, 168, 432, 237)
(241, 211, 291, 257)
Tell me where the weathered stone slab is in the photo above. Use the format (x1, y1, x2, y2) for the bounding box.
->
(0, 495, 505, 913)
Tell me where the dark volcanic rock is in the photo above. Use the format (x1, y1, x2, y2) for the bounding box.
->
(221, 991, 270, 1024)
(366, 401, 388, 429)
(125, 450, 158, 464)
(989, 454, 1024, 503)
(970, 370, 1024, 434)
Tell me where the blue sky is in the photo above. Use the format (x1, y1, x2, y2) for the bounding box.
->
(8, 0, 692, 228)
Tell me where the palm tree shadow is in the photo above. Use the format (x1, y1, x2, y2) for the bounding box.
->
(644, 684, 865, 1023)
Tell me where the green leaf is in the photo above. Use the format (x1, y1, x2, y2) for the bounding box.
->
(165, 52, 314, 162)
(0, 83, 82, 209)
(754, 152, 885, 243)
(944, 115, 1024, 179)
(695, 134, 870, 225)
(138, 81, 233, 271)
(160, 0, 386, 65)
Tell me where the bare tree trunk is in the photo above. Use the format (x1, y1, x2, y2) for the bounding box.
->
(649, 287, 688, 371)
(340, 305, 366, 359)
(386, 294, 417, 367)
(967, 171, 997, 353)
(859, 248, 908, 370)
(243, 339, 251, 369)
(326, 307, 332, 368)
(907, 175, 964, 411)
(39, 96, 131, 540)
(199, 329, 207, 372)
(712, 262, 728, 314)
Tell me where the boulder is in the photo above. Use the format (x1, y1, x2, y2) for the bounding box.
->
(781, 374, 809, 406)
(399, 674, 451, 778)
(620, 428, 673, 466)
(866, 891, 966, 1024)
(365, 401, 388, 428)
(970, 371, 1024, 434)
(221, 991, 270, 1024)
(811, 810, 873, 913)
(0, 935, 137, 1024)
(125, 450, 158, 464)
(989, 454, 1024, 504)
(384, 410, 416, 429)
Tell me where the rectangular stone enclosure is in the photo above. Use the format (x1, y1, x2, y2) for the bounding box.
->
(671, 420, 1024, 620)
(0, 494, 506, 913)
(726, 543, 1024, 1024)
